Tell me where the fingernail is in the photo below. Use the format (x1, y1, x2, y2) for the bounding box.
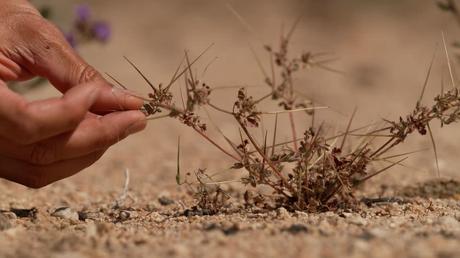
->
(111, 88, 145, 109)
(126, 95, 144, 109)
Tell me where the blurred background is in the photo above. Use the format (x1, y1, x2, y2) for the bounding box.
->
(3, 0, 460, 204)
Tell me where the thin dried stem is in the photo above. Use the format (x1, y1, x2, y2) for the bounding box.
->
(289, 112, 298, 150)
(105, 72, 128, 90)
(124, 56, 157, 92)
(340, 107, 358, 151)
(271, 113, 279, 157)
(417, 48, 437, 105)
(261, 106, 328, 115)
(442, 32, 456, 89)
(236, 118, 291, 190)
(357, 157, 408, 183)
(427, 123, 441, 177)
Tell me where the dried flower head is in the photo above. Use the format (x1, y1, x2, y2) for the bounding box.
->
(233, 88, 261, 127)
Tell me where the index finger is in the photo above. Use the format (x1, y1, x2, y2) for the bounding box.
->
(2, 12, 142, 112)
(0, 81, 100, 145)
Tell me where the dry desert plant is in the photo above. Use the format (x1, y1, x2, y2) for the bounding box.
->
(108, 21, 459, 213)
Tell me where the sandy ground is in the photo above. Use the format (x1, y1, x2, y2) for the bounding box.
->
(1, 0, 460, 257)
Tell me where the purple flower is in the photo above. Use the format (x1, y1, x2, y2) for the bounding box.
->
(75, 4, 91, 23)
(92, 21, 111, 42)
(65, 32, 77, 48)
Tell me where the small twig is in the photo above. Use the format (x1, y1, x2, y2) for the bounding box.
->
(207, 102, 234, 115)
(427, 123, 441, 177)
(236, 117, 291, 190)
(357, 157, 408, 183)
(124, 56, 157, 92)
(271, 113, 279, 157)
(289, 112, 298, 150)
(105, 72, 128, 90)
(442, 32, 456, 89)
(417, 48, 437, 105)
(114, 169, 130, 208)
(340, 107, 358, 151)
(166, 43, 215, 89)
(260, 106, 328, 115)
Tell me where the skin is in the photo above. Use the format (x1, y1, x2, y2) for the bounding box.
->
(0, 0, 147, 188)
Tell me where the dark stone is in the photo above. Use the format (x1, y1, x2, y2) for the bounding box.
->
(158, 197, 175, 206)
(10, 208, 38, 219)
(203, 223, 240, 236)
(183, 207, 214, 217)
(222, 225, 239, 236)
(283, 224, 309, 235)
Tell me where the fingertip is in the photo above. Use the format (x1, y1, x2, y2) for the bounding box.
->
(114, 88, 145, 109)
(125, 94, 145, 109)
(125, 111, 147, 134)
(92, 87, 144, 113)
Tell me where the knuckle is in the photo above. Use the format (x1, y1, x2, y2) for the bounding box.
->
(76, 65, 101, 84)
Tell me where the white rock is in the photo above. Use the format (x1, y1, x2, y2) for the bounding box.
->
(367, 227, 388, 238)
(276, 207, 290, 219)
(341, 212, 353, 218)
(1, 212, 17, 220)
(0, 213, 12, 231)
(51, 207, 79, 221)
(347, 214, 368, 226)
(294, 211, 309, 219)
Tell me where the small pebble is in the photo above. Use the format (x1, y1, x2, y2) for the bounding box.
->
(347, 214, 368, 226)
(118, 210, 137, 221)
(0, 213, 12, 231)
(51, 207, 79, 221)
(145, 203, 158, 212)
(78, 211, 102, 221)
(340, 212, 353, 218)
(148, 212, 165, 223)
(283, 224, 309, 234)
(294, 211, 309, 218)
(183, 208, 214, 217)
(276, 207, 290, 219)
(366, 227, 389, 238)
(2, 212, 17, 220)
(158, 196, 175, 206)
(204, 222, 240, 236)
(10, 208, 37, 219)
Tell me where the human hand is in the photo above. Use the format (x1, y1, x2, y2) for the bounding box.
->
(0, 0, 146, 188)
